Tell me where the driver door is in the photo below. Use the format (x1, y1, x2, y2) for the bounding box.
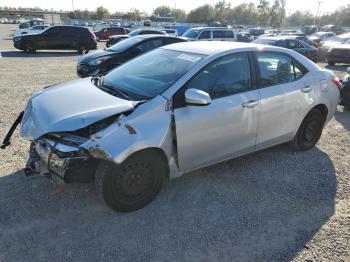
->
(173, 52, 260, 171)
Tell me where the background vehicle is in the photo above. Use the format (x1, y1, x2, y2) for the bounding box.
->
(94, 27, 128, 40)
(326, 39, 350, 65)
(106, 29, 167, 47)
(14, 25, 50, 37)
(309, 32, 336, 44)
(13, 25, 97, 54)
(319, 33, 350, 60)
(162, 29, 178, 37)
(320, 25, 345, 35)
(246, 27, 265, 38)
(181, 27, 237, 41)
(253, 37, 319, 62)
(78, 35, 186, 77)
(236, 33, 254, 43)
(20, 42, 339, 212)
(19, 18, 45, 29)
(340, 67, 350, 109)
(284, 35, 318, 47)
(163, 25, 192, 36)
(301, 25, 317, 35)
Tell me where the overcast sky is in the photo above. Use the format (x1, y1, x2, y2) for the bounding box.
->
(0, 0, 345, 15)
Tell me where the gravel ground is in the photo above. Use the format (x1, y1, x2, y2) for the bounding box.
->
(0, 24, 349, 262)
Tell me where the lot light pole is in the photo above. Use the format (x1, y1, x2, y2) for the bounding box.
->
(314, 1, 322, 26)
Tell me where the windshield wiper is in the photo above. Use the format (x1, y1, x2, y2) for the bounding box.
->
(99, 76, 131, 100)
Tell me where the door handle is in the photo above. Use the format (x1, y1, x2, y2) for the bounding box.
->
(301, 86, 312, 93)
(242, 100, 259, 108)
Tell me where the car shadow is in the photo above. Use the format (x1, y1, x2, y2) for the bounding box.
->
(0, 145, 336, 261)
(334, 107, 350, 131)
(0, 50, 81, 58)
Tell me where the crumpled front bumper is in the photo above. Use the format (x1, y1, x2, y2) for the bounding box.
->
(26, 138, 98, 183)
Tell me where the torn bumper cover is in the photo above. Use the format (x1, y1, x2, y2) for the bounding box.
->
(26, 138, 98, 183)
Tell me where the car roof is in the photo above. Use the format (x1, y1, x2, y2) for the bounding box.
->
(162, 41, 286, 55)
(134, 34, 178, 40)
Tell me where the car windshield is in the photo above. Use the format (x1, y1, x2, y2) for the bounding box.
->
(182, 29, 201, 38)
(103, 48, 206, 100)
(327, 35, 350, 43)
(106, 37, 143, 52)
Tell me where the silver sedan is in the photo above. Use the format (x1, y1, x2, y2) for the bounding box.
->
(19, 41, 340, 211)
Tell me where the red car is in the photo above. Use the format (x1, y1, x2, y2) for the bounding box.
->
(94, 27, 128, 40)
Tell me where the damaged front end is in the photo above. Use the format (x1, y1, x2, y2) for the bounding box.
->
(24, 113, 126, 184)
(26, 134, 98, 183)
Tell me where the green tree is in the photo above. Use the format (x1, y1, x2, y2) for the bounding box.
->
(187, 4, 215, 23)
(172, 8, 187, 20)
(94, 6, 110, 20)
(153, 5, 172, 17)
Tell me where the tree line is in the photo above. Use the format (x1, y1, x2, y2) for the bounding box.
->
(1, 1, 350, 27)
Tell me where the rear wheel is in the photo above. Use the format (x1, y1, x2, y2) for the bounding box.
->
(95, 150, 167, 212)
(327, 60, 335, 66)
(290, 108, 326, 151)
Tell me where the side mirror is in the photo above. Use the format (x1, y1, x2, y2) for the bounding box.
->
(185, 88, 211, 106)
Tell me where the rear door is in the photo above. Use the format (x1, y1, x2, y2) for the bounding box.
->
(173, 52, 260, 171)
(213, 30, 235, 41)
(38, 26, 62, 49)
(254, 51, 313, 148)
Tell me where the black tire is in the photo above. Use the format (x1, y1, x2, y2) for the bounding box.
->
(78, 46, 89, 54)
(290, 108, 326, 151)
(327, 61, 335, 66)
(95, 150, 167, 212)
(24, 43, 36, 53)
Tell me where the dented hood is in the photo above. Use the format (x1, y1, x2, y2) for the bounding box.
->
(20, 78, 137, 140)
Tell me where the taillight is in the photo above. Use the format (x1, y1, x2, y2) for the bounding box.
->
(90, 35, 96, 40)
(332, 76, 342, 89)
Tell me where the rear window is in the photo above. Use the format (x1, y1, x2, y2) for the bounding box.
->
(213, 30, 234, 38)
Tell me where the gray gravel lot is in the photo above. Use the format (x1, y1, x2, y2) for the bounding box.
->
(0, 24, 349, 262)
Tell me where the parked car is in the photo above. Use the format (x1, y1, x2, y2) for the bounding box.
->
(162, 29, 178, 37)
(19, 18, 45, 29)
(301, 25, 317, 36)
(319, 33, 350, 60)
(13, 42, 339, 212)
(236, 33, 254, 43)
(309, 32, 336, 44)
(253, 37, 319, 62)
(340, 67, 350, 109)
(163, 25, 192, 36)
(320, 25, 345, 35)
(106, 29, 167, 47)
(246, 28, 265, 38)
(279, 30, 304, 36)
(94, 27, 128, 41)
(326, 39, 350, 65)
(181, 27, 237, 41)
(13, 25, 97, 54)
(14, 25, 50, 37)
(283, 35, 318, 48)
(78, 35, 186, 77)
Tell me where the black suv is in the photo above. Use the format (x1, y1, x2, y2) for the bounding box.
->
(13, 25, 97, 53)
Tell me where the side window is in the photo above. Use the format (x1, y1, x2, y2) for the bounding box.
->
(136, 39, 163, 53)
(185, 53, 252, 99)
(45, 27, 61, 36)
(257, 53, 295, 87)
(294, 61, 308, 80)
(213, 30, 225, 38)
(198, 31, 210, 39)
(222, 30, 234, 38)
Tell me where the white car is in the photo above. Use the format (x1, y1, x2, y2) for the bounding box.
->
(181, 27, 237, 42)
(14, 25, 50, 37)
(8, 42, 340, 212)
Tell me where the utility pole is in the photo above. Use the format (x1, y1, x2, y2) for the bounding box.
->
(314, 1, 322, 26)
(71, 0, 75, 12)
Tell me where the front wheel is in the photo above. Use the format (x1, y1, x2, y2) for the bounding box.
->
(327, 60, 335, 66)
(95, 150, 167, 212)
(78, 46, 89, 54)
(290, 108, 326, 151)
